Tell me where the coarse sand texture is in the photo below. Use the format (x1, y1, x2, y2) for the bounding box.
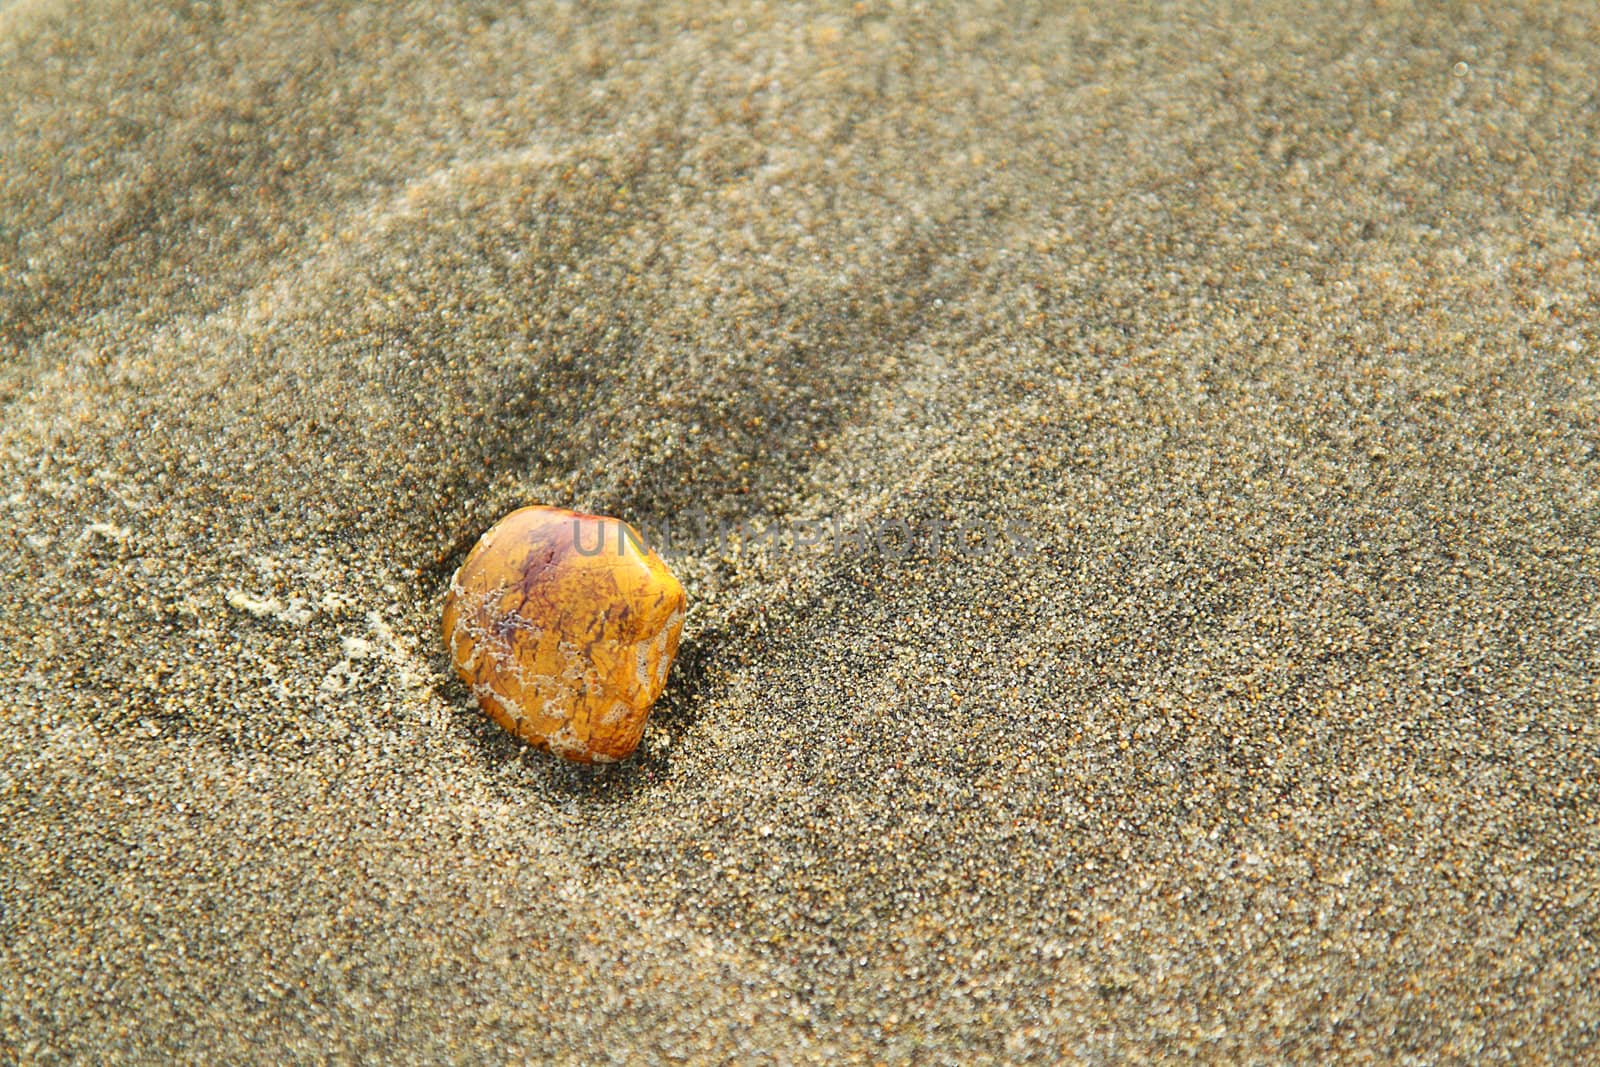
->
(2, 1, 1597, 1063)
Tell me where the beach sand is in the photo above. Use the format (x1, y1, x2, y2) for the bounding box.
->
(2, 1, 1597, 1061)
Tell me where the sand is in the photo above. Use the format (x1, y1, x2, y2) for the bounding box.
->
(2, 0, 1597, 1062)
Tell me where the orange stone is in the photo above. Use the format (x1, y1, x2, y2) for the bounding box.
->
(441, 506, 686, 763)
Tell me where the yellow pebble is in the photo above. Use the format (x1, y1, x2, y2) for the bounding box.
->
(442, 506, 686, 763)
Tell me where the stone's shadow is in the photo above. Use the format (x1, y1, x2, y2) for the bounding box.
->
(648, 621, 724, 732)
(446, 622, 734, 806)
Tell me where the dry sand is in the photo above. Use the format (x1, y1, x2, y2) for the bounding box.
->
(2, 1, 1598, 1062)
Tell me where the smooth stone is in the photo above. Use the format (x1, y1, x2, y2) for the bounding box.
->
(442, 506, 686, 763)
